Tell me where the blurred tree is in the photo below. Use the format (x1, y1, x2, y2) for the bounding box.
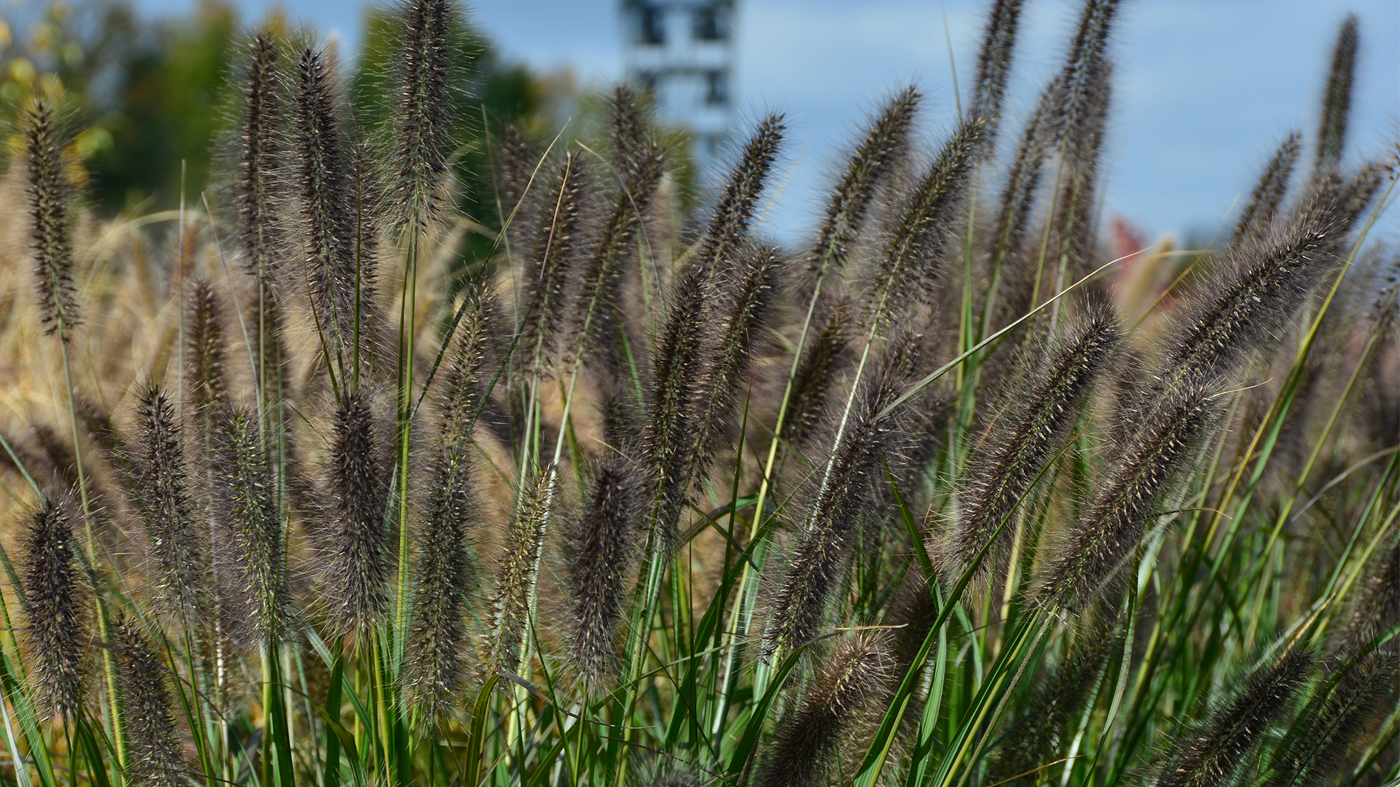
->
(1, 0, 555, 228)
(86, 0, 236, 211)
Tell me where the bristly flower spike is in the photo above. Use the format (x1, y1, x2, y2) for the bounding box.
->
(391, 0, 456, 234)
(1267, 653, 1397, 787)
(968, 0, 1026, 142)
(234, 32, 283, 279)
(982, 77, 1063, 336)
(1230, 132, 1302, 248)
(1153, 650, 1313, 787)
(566, 90, 665, 364)
(943, 310, 1120, 591)
(783, 294, 853, 449)
(22, 96, 80, 339)
(292, 45, 369, 383)
(133, 387, 210, 625)
(861, 117, 982, 325)
(1332, 537, 1400, 658)
(1055, 0, 1120, 144)
(800, 87, 920, 291)
(565, 459, 642, 684)
(1038, 381, 1216, 609)
(20, 497, 87, 719)
(482, 472, 555, 678)
(752, 634, 893, 787)
(112, 616, 187, 787)
(645, 119, 784, 545)
(324, 392, 391, 634)
(212, 407, 285, 640)
(765, 330, 921, 658)
(649, 244, 781, 555)
(406, 287, 496, 714)
(1315, 13, 1358, 172)
(987, 611, 1123, 786)
(1155, 200, 1344, 397)
(185, 279, 229, 416)
(519, 151, 590, 376)
(691, 114, 786, 277)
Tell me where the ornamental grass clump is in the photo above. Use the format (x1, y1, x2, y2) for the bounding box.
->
(0, 1, 1396, 785)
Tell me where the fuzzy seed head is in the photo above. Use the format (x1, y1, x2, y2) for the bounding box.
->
(765, 332, 922, 658)
(969, 0, 1026, 138)
(22, 97, 79, 338)
(112, 617, 187, 787)
(566, 460, 642, 684)
(610, 84, 650, 179)
(1039, 381, 1215, 609)
(20, 497, 87, 719)
(982, 77, 1065, 352)
(752, 633, 893, 787)
(1334, 538, 1400, 657)
(1268, 653, 1397, 787)
(1154, 650, 1313, 787)
(863, 117, 983, 326)
(784, 294, 854, 448)
(405, 289, 496, 714)
(519, 151, 591, 376)
(482, 472, 556, 678)
(692, 114, 786, 277)
(1161, 204, 1342, 388)
(804, 87, 920, 287)
(185, 279, 229, 415)
(569, 121, 665, 366)
(234, 33, 284, 277)
(391, 0, 455, 233)
(212, 407, 285, 640)
(1055, 0, 1120, 145)
(945, 310, 1120, 591)
(325, 392, 392, 633)
(647, 245, 780, 556)
(989, 612, 1123, 786)
(134, 388, 210, 624)
(1231, 133, 1302, 249)
(292, 46, 375, 379)
(497, 123, 535, 237)
(1316, 14, 1359, 172)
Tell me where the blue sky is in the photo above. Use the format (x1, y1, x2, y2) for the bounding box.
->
(139, 0, 1399, 244)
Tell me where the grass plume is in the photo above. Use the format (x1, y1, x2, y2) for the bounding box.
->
(19, 497, 87, 718)
(405, 288, 495, 713)
(862, 117, 982, 325)
(1037, 381, 1215, 608)
(801, 87, 920, 291)
(323, 392, 392, 634)
(1231, 132, 1302, 248)
(233, 32, 283, 278)
(565, 459, 642, 683)
(1153, 650, 1313, 787)
(943, 310, 1120, 590)
(212, 407, 284, 639)
(751, 633, 893, 787)
(131, 387, 209, 625)
(1315, 14, 1359, 172)
(969, 0, 1026, 140)
(22, 96, 80, 339)
(765, 331, 922, 657)
(112, 616, 187, 787)
(482, 471, 555, 677)
(389, 0, 456, 234)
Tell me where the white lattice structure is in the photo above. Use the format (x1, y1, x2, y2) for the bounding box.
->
(621, 0, 737, 183)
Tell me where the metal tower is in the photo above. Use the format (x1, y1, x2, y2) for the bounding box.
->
(621, 0, 737, 182)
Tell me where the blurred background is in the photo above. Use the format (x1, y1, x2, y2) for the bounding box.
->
(0, 0, 1395, 246)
